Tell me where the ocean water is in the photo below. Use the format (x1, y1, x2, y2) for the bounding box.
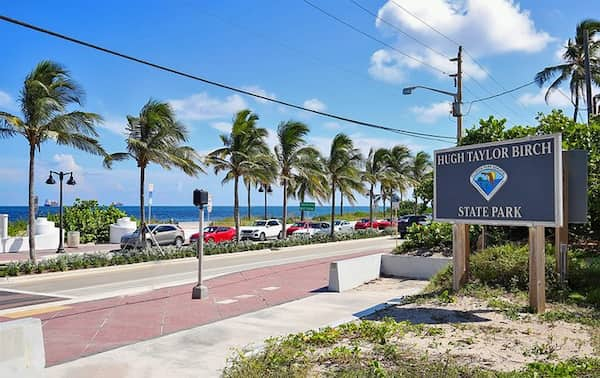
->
(0, 205, 372, 222)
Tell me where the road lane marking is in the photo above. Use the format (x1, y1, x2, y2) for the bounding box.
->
(261, 286, 280, 291)
(234, 294, 255, 299)
(215, 299, 238, 305)
(3, 305, 71, 319)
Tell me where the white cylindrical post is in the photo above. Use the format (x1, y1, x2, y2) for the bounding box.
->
(0, 214, 8, 239)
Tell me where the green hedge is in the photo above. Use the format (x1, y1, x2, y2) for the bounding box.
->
(0, 228, 390, 277)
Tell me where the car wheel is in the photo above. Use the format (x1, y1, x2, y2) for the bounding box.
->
(259, 232, 266, 241)
(174, 237, 184, 248)
(207, 237, 216, 244)
(277, 231, 283, 239)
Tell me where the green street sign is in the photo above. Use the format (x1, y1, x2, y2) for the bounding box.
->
(299, 202, 315, 211)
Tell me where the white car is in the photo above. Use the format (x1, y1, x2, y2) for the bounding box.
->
(333, 220, 353, 233)
(293, 222, 331, 237)
(239, 219, 283, 241)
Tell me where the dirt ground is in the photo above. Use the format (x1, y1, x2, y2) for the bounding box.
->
(365, 280, 596, 372)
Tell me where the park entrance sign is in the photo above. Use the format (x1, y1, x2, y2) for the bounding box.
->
(434, 134, 563, 227)
(433, 134, 565, 314)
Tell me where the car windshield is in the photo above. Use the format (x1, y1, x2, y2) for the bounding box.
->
(360, 219, 369, 223)
(254, 221, 267, 226)
(293, 222, 306, 227)
(204, 226, 218, 233)
(133, 224, 157, 235)
(334, 221, 341, 225)
(310, 223, 324, 229)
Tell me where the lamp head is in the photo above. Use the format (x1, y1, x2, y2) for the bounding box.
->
(258, 186, 264, 193)
(267, 185, 273, 193)
(66, 174, 76, 186)
(402, 87, 415, 95)
(45, 174, 56, 185)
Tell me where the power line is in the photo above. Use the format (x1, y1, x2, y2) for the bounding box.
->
(467, 81, 536, 104)
(348, 0, 451, 60)
(0, 14, 455, 143)
(302, 0, 450, 75)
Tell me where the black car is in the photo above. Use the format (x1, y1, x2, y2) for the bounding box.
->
(397, 215, 430, 237)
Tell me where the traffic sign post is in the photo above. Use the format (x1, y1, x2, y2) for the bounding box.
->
(299, 202, 315, 212)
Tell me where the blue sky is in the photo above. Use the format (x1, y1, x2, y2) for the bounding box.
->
(0, 0, 592, 206)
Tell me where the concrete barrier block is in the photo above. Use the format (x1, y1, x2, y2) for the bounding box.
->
(328, 254, 382, 292)
(0, 317, 45, 377)
(381, 254, 451, 280)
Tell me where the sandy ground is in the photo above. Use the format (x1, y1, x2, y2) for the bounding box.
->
(367, 290, 596, 372)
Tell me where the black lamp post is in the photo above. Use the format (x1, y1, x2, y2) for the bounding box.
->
(258, 184, 273, 219)
(45, 171, 76, 253)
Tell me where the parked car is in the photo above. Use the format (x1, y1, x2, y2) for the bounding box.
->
(286, 221, 310, 236)
(333, 220, 353, 233)
(397, 215, 430, 237)
(377, 218, 397, 230)
(293, 222, 331, 237)
(240, 219, 283, 241)
(120, 224, 185, 249)
(190, 226, 236, 244)
(354, 218, 378, 230)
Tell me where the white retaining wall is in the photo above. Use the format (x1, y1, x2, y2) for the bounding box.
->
(0, 317, 46, 377)
(0, 216, 61, 253)
(328, 254, 382, 292)
(380, 254, 451, 280)
(328, 254, 450, 292)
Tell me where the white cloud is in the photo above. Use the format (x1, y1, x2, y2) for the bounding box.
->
(303, 98, 327, 112)
(169, 92, 247, 121)
(369, 0, 552, 83)
(0, 90, 15, 110)
(368, 49, 405, 84)
(411, 101, 452, 123)
(53, 154, 82, 173)
(518, 87, 572, 108)
(211, 121, 231, 133)
(323, 122, 342, 131)
(241, 85, 276, 104)
(101, 117, 127, 135)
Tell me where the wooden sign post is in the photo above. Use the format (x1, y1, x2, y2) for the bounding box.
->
(452, 223, 470, 291)
(529, 226, 546, 312)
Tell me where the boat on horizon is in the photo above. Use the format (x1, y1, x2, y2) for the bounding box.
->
(44, 199, 58, 207)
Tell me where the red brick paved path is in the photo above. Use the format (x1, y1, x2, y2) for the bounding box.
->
(0, 249, 384, 366)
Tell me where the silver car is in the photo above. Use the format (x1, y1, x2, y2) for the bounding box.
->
(120, 224, 186, 249)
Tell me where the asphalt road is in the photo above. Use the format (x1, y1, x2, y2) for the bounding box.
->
(0, 236, 398, 301)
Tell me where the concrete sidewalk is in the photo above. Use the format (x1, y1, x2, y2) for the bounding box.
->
(46, 278, 426, 378)
(0, 244, 119, 263)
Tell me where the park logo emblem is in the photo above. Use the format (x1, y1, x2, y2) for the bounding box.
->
(469, 164, 508, 201)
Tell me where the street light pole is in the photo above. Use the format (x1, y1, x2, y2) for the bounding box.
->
(46, 171, 76, 253)
(192, 189, 209, 299)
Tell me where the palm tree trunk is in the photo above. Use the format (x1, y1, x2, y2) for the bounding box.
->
(573, 95, 579, 122)
(340, 190, 343, 216)
(369, 184, 374, 227)
(28, 144, 36, 263)
(414, 192, 418, 215)
(139, 166, 146, 243)
(282, 179, 288, 239)
(389, 197, 392, 218)
(246, 181, 251, 220)
(300, 192, 305, 221)
(234, 175, 240, 241)
(330, 181, 335, 237)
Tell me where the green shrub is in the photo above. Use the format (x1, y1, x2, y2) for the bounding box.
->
(7, 219, 28, 237)
(48, 199, 127, 243)
(470, 244, 529, 290)
(396, 222, 452, 253)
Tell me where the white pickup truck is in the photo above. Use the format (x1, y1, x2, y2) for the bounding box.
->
(239, 219, 283, 241)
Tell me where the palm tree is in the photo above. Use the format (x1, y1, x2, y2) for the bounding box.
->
(244, 152, 277, 220)
(388, 145, 412, 213)
(274, 121, 319, 238)
(408, 151, 432, 214)
(205, 109, 266, 240)
(0, 61, 105, 262)
(535, 19, 600, 122)
(324, 134, 363, 237)
(104, 99, 202, 244)
(362, 148, 391, 227)
(288, 148, 327, 221)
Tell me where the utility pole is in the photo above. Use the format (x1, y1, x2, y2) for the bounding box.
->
(583, 30, 593, 124)
(450, 46, 463, 143)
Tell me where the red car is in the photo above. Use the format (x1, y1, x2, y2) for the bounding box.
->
(286, 221, 310, 236)
(354, 218, 379, 230)
(377, 218, 398, 229)
(190, 226, 236, 244)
